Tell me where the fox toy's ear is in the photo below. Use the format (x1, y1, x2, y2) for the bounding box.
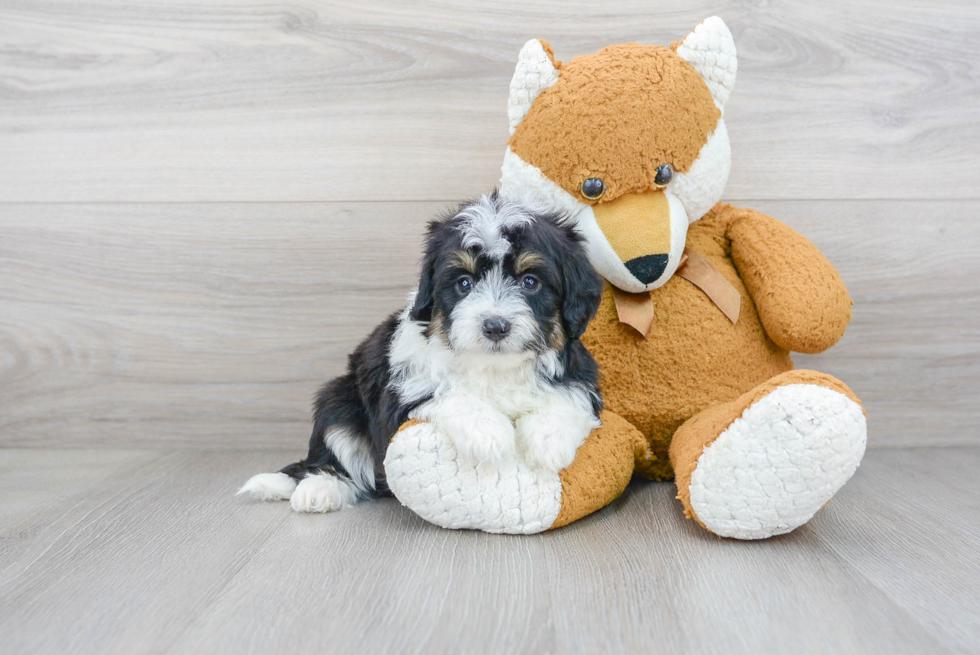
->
(674, 16, 738, 111)
(508, 39, 561, 134)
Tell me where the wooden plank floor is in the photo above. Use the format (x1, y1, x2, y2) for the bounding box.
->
(1, 447, 978, 654)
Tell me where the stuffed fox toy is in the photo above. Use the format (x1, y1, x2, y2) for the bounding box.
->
(385, 17, 867, 538)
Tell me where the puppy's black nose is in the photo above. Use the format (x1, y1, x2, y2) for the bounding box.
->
(482, 317, 511, 342)
(624, 254, 669, 284)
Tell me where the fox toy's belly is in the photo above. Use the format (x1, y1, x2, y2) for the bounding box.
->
(582, 248, 793, 480)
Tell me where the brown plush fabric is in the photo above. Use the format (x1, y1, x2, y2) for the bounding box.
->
(391, 419, 422, 441)
(581, 203, 797, 479)
(728, 209, 853, 354)
(538, 39, 561, 68)
(508, 43, 720, 204)
(550, 410, 653, 530)
(669, 369, 865, 529)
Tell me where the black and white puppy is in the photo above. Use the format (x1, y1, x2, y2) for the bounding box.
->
(238, 192, 604, 513)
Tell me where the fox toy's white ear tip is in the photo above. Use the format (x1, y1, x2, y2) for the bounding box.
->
(676, 16, 738, 111)
(508, 39, 561, 134)
(700, 16, 732, 35)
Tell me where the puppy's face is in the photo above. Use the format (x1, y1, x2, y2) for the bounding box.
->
(410, 195, 603, 361)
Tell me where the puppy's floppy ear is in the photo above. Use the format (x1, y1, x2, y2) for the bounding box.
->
(409, 252, 436, 322)
(560, 235, 604, 340)
(410, 217, 451, 322)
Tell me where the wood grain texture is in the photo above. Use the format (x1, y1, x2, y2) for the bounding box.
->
(1, 447, 977, 654)
(0, 202, 429, 447)
(1, 199, 977, 448)
(0, 0, 978, 202)
(0, 201, 980, 447)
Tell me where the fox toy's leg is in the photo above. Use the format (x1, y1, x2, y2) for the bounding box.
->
(549, 411, 655, 529)
(385, 411, 652, 533)
(670, 370, 867, 540)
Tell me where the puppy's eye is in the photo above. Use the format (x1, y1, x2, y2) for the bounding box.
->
(520, 274, 540, 292)
(455, 275, 473, 295)
(654, 164, 674, 187)
(580, 177, 605, 200)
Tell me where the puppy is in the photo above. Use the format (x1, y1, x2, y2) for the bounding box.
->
(238, 192, 604, 513)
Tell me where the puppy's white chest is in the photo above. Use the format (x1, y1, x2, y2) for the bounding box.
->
(454, 364, 543, 420)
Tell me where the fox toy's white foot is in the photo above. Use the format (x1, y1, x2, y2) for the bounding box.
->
(685, 383, 867, 540)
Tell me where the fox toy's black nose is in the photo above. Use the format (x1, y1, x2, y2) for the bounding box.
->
(482, 317, 511, 342)
(625, 254, 669, 285)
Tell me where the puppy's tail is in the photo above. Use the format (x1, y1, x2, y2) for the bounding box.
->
(236, 470, 298, 501)
(236, 458, 322, 501)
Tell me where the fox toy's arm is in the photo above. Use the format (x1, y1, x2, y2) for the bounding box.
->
(727, 208, 852, 354)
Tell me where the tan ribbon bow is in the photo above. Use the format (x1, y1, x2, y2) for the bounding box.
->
(611, 247, 741, 337)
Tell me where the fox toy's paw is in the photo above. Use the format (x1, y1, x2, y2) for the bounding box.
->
(672, 370, 867, 540)
(516, 410, 592, 472)
(385, 420, 563, 534)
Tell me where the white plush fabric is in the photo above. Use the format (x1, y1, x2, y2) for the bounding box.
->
(385, 422, 563, 535)
(671, 120, 732, 223)
(499, 146, 580, 216)
(507, 39, 560, 135)
(675, 16, 738, 112)
(689, 384, 867, 540)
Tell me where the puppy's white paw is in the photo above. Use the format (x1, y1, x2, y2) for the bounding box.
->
(289, 473, 361, 513)
(441, 405, 516, 465)
(516, 411, 592, 472)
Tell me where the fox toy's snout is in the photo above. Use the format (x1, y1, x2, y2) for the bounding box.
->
(592, 191, 673, 285)
(574, 188, 691, 293)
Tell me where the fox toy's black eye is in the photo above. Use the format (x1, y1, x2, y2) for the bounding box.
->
(455, 275, 473, 295)
(520, 274, 540, 292)
(654, 164, 674, 187)
(580, 177, 605, 200)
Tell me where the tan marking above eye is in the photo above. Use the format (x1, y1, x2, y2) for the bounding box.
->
(449, 250, 478, 273)
(514, 251, 545, 274)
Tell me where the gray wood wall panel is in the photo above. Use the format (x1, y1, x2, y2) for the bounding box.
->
(0, 0, 977, 449)
(1, 0, 978, 202)
(2, 199, 976, 448)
